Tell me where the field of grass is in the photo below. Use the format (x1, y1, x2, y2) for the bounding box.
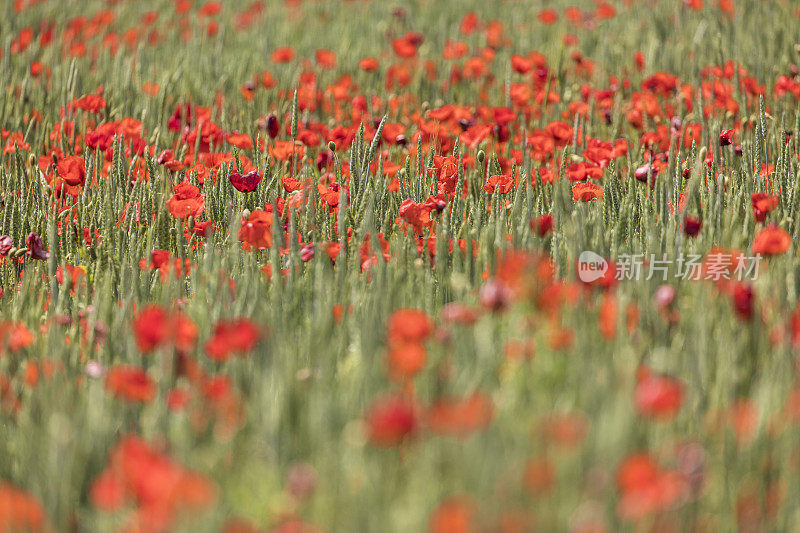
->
(2, 0, 800, 531)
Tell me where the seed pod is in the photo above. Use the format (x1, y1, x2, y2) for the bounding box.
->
(328, 141, 336, 151)
(477, 150, 486, 164)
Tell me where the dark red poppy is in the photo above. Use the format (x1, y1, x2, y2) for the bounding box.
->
(26, 233, 49, 260)
(683, 216, 702, 237)
(719, 129, 734, 146)
(228, 170, 262, 193)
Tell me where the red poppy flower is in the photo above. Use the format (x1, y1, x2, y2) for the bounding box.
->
(56, 156, 86, 186)
(460, 12, 478, 35)
(427, 393, 494, 436)
(429, 497, 475, 533)
(315, 49, 336, 69)
(205, 318, 261, 361)
(616, 453, 689, 521)
(270, 140, 304, 161)
(359, 57, 379, 72)
(132, 305, 168, 352)
(566, 162, 602, 181)
(387, 309, 433, 344)
(751, 193, 778, 222)
(70, 93, 106, 113)
(635, 368, 684, 420)
(132, 305, 196, 353)
(166, 180, 205, 220)
(752, 225, 791, 256)
(538, 8, 558, 24)
(398, 199, 433, 236)
(271, 47, 295, 63)
(227, 132, 253, 150)
(105, 365, 155, 402)
(90, 436, 216, 526)
(0, 483, 46, 532)
(387, 342, 427, 380)
(0, 322, 34, 354)
(484, 174, 513, 194)
(572, 182, 604, 201)
(392, 33, 420, 58)
(239, 210, 273, 250)
(365, 395, 417, 447)
(545, 121, 574, 147)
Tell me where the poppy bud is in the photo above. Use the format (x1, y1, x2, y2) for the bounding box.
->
(14, 247, 28, 258)
(27, 153, 36, 168)
(242, 208, 250, 219)
(477, 150, 485, 164)
(719, 129, 734, 146)
(681, 168, 691, 180)
(266, 114, 280, 139)
(328, 141, 336, 151)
